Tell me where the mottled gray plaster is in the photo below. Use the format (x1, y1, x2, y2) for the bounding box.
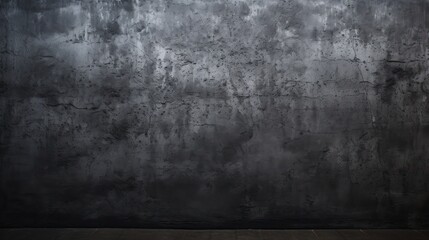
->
(0, 0, 429, 228)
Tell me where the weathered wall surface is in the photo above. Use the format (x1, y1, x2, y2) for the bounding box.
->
(1, 0, 429, 228)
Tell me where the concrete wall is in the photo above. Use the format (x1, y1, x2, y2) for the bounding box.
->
(1, 0, 429, 228)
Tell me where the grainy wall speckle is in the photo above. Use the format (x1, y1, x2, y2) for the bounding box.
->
(1, 0, 429, 228)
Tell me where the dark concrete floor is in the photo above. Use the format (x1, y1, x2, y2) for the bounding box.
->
(0, 229, 428, 240)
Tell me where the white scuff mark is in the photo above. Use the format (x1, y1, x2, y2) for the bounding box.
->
(244, 4, 265, 21)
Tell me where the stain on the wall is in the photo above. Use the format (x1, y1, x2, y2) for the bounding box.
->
(0, 0, 429, 228)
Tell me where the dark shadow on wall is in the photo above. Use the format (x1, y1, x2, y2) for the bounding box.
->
(1, 0, 429, 228)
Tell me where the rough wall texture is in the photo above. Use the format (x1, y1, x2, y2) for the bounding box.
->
(1, 0, 429, 228)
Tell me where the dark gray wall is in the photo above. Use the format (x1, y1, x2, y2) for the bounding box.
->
(1, 0, 429, 228)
